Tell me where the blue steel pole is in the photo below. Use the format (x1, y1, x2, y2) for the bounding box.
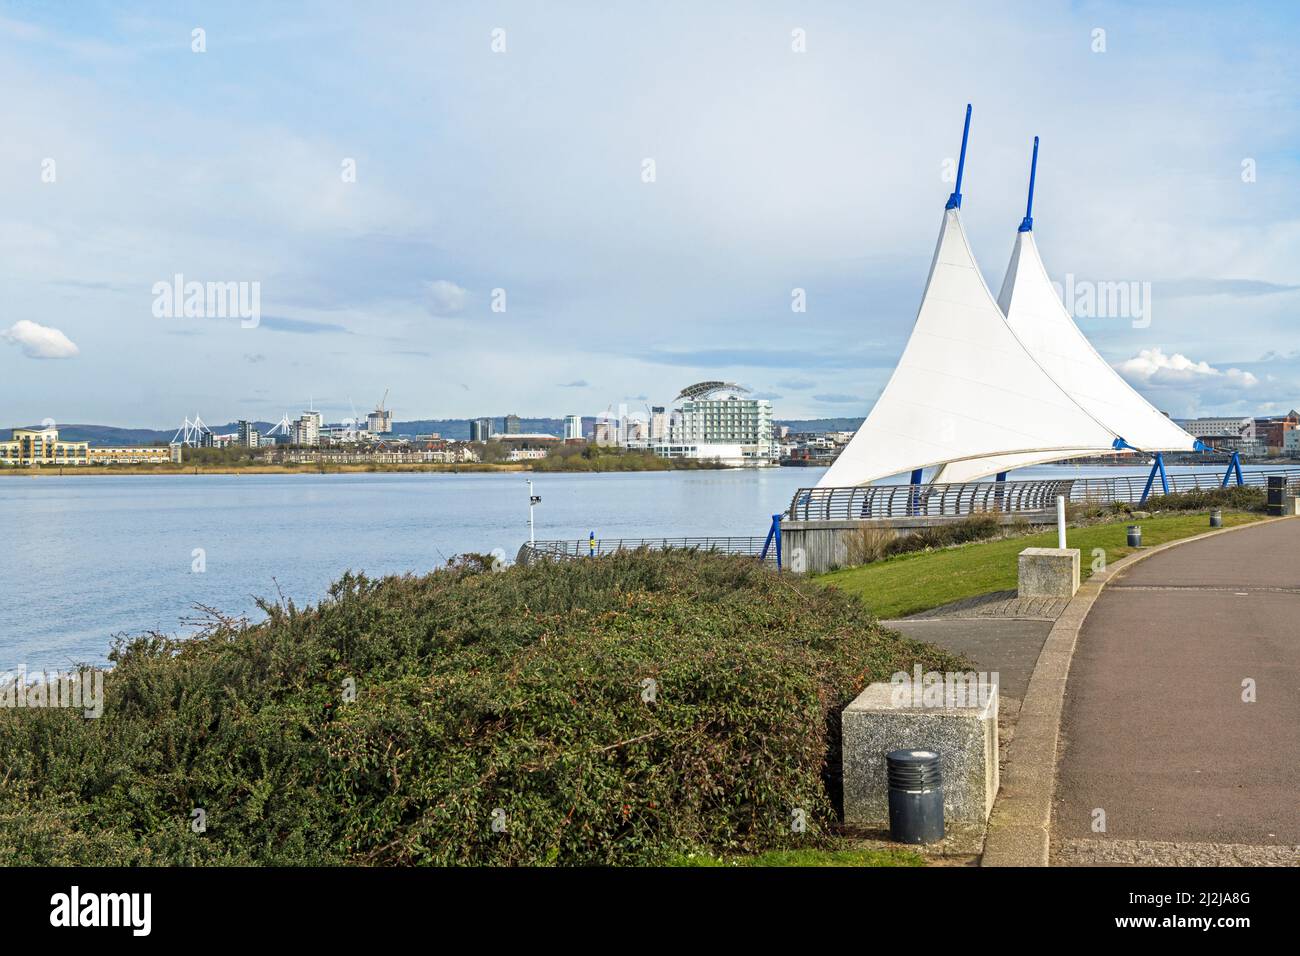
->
(1019, 136, 1039, 232)
(945, 104, 972, 210)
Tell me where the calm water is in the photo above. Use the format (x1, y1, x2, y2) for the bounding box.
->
(0, 462, 1283, 669)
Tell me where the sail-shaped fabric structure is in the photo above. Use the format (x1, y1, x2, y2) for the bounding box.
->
(929, 142, 1197, 485)
(817, 109, 1122, 489)
(816, 207, 1121, 488)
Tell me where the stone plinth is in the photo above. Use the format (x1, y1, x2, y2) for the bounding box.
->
(1018, 547, 1080, 599)
(842, 680, 998, 827)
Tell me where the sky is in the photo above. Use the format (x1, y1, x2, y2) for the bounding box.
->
(2, 0, 1299, 427)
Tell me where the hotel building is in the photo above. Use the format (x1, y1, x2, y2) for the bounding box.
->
(1, 427, 178, 466)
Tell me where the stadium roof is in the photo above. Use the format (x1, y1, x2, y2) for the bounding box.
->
(674, 381, 750, 401)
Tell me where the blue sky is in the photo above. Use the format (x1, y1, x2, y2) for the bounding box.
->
(2, 0, 1299, 426)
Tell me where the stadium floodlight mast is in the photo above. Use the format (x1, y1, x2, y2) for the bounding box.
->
(527, 480, 541, 545)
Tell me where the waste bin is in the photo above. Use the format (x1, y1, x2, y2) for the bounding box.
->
(1267, 476, 1285, 516)
(886, 749, 944, 844)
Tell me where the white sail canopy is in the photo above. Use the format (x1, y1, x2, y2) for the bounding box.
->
(929, 229, 1197, 484)
(817, 207, 1120, 488)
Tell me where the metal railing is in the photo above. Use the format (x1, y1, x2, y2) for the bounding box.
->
(786, 469, 1300, 521)
(519, 536, 775, 565)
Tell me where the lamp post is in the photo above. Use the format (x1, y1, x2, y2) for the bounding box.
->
(527, 480, 541, 546)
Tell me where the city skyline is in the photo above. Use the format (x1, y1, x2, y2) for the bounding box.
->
(3, 2, 1299, 425)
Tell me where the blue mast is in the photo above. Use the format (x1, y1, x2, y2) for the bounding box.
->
(945, 104, 972, 210)
(1019, 136, 1039, 232)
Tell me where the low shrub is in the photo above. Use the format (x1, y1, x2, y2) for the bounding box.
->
(844, 523, 898, 565)
(0, 550, 964, 866)
(1113, 485, 1267, 515)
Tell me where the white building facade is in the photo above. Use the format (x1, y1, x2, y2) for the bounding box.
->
(654, 384, 775, 467)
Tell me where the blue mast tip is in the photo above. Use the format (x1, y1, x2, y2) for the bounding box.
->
(1018, 135, 1039, 232)
(945, 104, 972, 210)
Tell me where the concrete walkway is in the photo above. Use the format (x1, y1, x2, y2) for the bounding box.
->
(1053, 518, 1300, 864)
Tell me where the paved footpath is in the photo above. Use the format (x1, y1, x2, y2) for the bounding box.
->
(1053, 518, 1300, 864)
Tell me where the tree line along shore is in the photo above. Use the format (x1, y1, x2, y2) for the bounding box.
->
(0, 445, 731, 476)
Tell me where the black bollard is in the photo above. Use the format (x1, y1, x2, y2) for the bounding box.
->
(1209, 509, 1222, 528)
(1127, 524, 1142, 547)
(886, 749, 944, 844)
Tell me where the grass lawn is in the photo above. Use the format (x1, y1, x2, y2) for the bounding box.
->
(667, 846, 924, 867)
(817, 511, 1265, 620)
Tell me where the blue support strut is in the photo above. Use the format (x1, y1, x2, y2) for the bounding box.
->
(1139, 452, 1168, 504)
(1221, 450, 1243, 487)
(909, 468, 924, 517)
(945, 104, 972, 210)
(1019, 136, 1039, 232)
(759, 513, 783, 570)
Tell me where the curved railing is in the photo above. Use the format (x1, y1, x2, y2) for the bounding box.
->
(786, 469, 1300, 521)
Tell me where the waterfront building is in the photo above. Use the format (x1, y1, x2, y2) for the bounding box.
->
(492, 433, 560, 461)
(504, 413, 522, 435)
(657, 382, 775, 467)
(1285, 429, 1300, 456)
(0, 427, 89, 465)
(1253, 411, 1299, 453)
(1172, 416, 1255, 441)
(86, 445, 177, 465)
(237, 420, 261, 448)
(650, 406, 667, 441)
(293, 410, 322, 447)
(1, 427, 176, 466)
(564, 414, 582, 440)
(470, 418, 495, 442)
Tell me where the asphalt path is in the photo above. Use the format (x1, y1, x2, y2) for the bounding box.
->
(1054, 519, 1300, 848)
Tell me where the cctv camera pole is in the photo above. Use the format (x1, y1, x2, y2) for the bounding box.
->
(527, 480, 540, 546)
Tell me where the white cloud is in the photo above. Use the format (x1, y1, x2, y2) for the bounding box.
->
(1114, 347, 1258, 388)
(2, 320, 79, 359)
(425, 280, 468, 316)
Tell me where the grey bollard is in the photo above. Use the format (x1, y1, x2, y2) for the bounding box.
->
(886, 749, 944, 844)
(1209, 509, 1222, 528)
(1127, 524, 1142, 547)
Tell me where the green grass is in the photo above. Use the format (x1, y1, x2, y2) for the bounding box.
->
(667, 846, 924, 867)
(817, 512, 1265, 620)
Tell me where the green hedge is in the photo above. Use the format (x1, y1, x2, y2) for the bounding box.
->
(1116, 485, 1267, 514)
(0, 550, 963, 866)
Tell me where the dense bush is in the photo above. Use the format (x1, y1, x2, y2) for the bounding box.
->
(1125, 485, 1267, 514)
(0, 550, 962, 866)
